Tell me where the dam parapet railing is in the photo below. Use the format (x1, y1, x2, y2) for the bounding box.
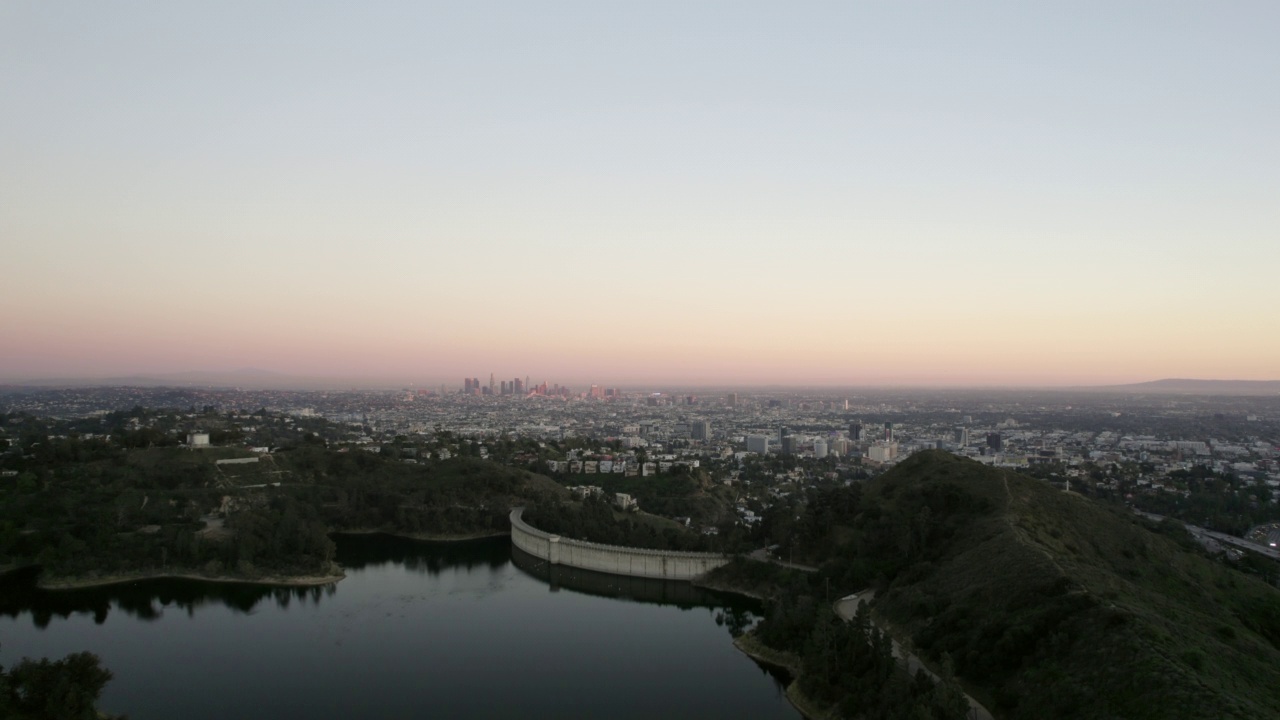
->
(510, 507, 731, 580)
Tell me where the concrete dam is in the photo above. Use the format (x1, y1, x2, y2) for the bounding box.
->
(510, 545, 729, 607)
(509, 507, 731, 580)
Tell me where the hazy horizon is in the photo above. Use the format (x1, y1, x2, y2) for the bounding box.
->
(4, 3, 1278, 386)
(2, 367, 1277, 394)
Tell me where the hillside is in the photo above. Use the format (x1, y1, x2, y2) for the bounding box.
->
(854, 451, 1280, 719)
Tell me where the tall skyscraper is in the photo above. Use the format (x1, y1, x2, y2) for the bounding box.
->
(954, 427, 969, 446)
(691, 420, 711, 441)
(885, 422, 894, 442)
(781, 435, 800, 456)
(849, 422, 863, 441)
(489, 373, 495, 396)
(726, 392, 738, 407)
(746, 435, 769, 454)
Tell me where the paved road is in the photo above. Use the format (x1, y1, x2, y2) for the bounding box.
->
(835, 591, 993, 720)
(747, 548, 819, 573)
(1132, 510, 1280, 561)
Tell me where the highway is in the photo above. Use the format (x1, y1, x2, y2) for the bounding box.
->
(1132, 509, 1280, 561)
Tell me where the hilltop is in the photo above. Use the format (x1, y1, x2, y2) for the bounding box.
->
(844, 451, 1280, 719)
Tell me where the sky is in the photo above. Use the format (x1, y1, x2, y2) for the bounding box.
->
(2, 2, 1278, 388)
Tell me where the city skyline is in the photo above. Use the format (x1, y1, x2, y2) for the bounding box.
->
(2, 364, 1277, 394)
(4, 3, 1278, 386)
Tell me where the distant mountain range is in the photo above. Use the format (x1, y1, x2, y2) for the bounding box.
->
(1090, 378, 1280, 396)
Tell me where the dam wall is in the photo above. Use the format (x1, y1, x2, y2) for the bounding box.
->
(509, 508, 730, 580)
(510, 545, 729, 607)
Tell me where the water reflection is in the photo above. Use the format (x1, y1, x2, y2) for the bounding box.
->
(510, 545, 759, 638)
(0, 566, 336, 627)
(1, 536, 759, 638)
(0, 535, 516, 629)
(0, 535, 523, 630)
(334, 532, 509, 575)
(1, 535, 801, 720)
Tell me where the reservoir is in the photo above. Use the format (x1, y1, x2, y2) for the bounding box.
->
(0, 535, 799, 719)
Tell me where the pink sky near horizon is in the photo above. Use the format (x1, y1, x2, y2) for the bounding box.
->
(3, 305, 1276, 387)
(3, 3, 1278, 387)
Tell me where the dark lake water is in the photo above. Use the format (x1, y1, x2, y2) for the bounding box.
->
(0, 535, 799, 719)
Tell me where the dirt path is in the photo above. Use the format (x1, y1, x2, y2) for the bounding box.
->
(835, 591, 994, 720)
(1002, 475, 1070, 577)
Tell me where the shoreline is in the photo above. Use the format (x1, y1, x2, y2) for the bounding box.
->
(732, 632, 833, 720)
(333, 529, 510, 542)
(690, 575, 767, 601)
(28, 530, 511, 591)
(36, 570, 346, 591)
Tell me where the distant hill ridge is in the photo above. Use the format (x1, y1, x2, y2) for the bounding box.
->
(862, 451, 1280, 719)
(3, 373, 1278, 394)
(1092, 378, 1280, 395)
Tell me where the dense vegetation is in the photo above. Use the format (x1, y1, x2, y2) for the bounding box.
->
(705, 557, 972, 719)
(0, 417, 563, 584)
(521, 493, 733, 552)
(548, 468, 733, 525)
(738, 451, 1280, 720)
(761, 597, 969, 719)
(1126, 465, 1278, 536)
(0, 647, 120, 720)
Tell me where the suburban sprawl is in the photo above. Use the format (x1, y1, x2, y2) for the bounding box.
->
(3, 383, 1278, 552)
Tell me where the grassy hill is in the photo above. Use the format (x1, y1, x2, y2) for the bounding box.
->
(856, 451, 1280, 719)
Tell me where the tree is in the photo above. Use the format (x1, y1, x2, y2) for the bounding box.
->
(1, 649, 121, 720)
